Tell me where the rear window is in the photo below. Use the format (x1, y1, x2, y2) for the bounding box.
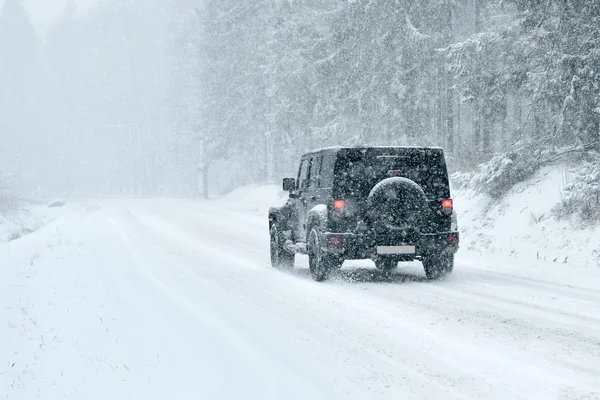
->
(333, 148, 450, 199)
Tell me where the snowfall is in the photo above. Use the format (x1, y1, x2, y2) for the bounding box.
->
(1, 165, 600, 400)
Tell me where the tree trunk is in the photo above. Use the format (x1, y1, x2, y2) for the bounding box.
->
(482, 102, 492, 155)
(203, 166, 209, 199)
(446, 74, 454, 153)
(474, 98, 481, 157)
(436, 67, 444, 144)
(473, 0, 482, 158)
(456, 93, 461, 157)
(474, 0, 481, 32)
(534, 105, 543, 141)
(500, 93, 508, 150)
(444, 0, 454, 154)
(513, 93, 522, 130)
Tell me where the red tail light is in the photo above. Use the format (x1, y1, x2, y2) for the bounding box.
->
(333, 200, 345, 210)
(441, 199, 453, 209)
(329, 236, 343, 245)
(448, 233, 458, 243)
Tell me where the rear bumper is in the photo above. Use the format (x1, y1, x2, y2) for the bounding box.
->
(320, 231, 459, 260)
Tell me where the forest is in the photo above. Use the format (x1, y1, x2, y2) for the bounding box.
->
(0, 0, 599, 197)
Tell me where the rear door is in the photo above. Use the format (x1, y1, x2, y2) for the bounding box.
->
(332, 148, 451, 232)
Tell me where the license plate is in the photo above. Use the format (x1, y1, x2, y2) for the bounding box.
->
(377, 245, 416, 255)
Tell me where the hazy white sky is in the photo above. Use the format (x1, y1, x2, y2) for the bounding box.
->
(0, 0, 100, 28)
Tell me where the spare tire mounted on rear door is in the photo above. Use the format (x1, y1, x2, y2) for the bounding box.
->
(366, 177, 428, 240)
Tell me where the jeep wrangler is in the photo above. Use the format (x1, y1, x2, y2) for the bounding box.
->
(268, 146, 459, 282)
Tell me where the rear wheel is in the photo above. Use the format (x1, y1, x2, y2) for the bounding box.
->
(308, 228, 340, 282)
(374, 258, 397, 271)
(423, 253, 454, 280)
(270, 225, 294, 269)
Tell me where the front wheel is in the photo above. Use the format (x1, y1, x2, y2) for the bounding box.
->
(423, 253, 454, 280)
(308, 229, 340, 282)
(270, 225, 294, 269)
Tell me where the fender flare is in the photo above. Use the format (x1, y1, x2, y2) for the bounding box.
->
(306, 204, 328, 240)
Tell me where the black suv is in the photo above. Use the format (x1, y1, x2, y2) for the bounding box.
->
(268, 146, 459, 281)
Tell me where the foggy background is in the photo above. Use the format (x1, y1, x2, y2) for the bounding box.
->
(1, 0, 181, 198)
(0, 0, 97, 28)
(1, 0, 598, 199)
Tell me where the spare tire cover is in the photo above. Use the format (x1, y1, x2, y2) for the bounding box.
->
(366, 177, 427, 236)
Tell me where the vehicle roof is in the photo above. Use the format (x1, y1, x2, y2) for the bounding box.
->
(302, 145, 444, 157)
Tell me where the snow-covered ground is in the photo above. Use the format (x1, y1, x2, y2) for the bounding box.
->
(1, 183, 600, 399)
(454, 164, 600, 267)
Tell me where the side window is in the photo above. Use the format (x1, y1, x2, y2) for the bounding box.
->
(308, 156, 322, 188)
(298, 159, 310, 190)
(318, 155, 336, 188)
(306, 158, 314, 187)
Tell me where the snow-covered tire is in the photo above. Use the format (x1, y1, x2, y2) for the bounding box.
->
(270, 225, 294, 269)
(423, 254, 454, 280)
(374, 258, 397, 271)
(366, 177, 428, 236)
(308, 228, 339, 282)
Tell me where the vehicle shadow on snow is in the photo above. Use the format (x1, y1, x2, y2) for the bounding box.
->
(289, 267, 429, 284)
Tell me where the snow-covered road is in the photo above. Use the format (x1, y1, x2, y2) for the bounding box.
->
(2, 198, 600, 399)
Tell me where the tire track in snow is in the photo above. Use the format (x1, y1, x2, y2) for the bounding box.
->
(114, 208, 484, 399)
(108, 213, 350, 400)
(116, 203, 598, 399)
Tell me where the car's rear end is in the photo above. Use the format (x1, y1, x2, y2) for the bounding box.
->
(321, 147, 459, 261)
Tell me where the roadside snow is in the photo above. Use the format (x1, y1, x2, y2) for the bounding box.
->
(0, 203, 60, 243)
(453, 164, 600, 267)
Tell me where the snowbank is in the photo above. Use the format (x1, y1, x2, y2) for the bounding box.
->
(0, 207, 64, 243)
(0, 198, 63, 244)
(453, 164, 600, 267)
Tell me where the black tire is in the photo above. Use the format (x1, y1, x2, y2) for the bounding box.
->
(374, 258, 397, 271)
(423, 254, 454, 280)
(308, 228, 340, 282)
(270, 225, 295, 269)
(366, 177, 428, 242)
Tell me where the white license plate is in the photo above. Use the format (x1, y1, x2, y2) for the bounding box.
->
(377, 245, 416, 255)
